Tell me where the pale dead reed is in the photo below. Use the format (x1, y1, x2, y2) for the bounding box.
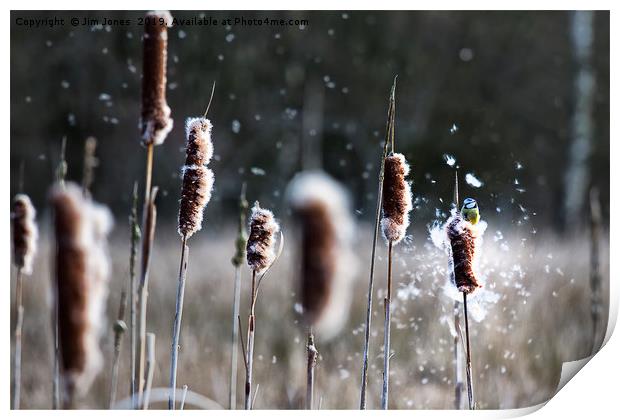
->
(169, 116, 215, 409)
(50, 183, 113, 409)
(11, 194, 38, 409)
(287, 171, 357, 409)
(244, 202, 281, 409)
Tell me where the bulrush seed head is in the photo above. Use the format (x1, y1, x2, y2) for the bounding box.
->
(140, 10, 173, 146)
(446, 214, 482, 294)
(177, 116, 215, 239)
(11, 194, 38, 275)
(246, 202, 280, 275)
(381, 153, 413, 244)
(50, 182, 113, 398)
(287, 171, 357, 340)
(184, 118, 213, 167)
(178, 166, 214, 238)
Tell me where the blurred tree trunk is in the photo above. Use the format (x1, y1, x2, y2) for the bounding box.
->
(563, 11, 596, 232)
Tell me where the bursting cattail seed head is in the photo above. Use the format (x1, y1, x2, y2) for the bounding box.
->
(140, 10, 173, 146)
(246, 202, 280, 275)
(381, 153, 413, 243)
(287, 171, 357, 339)
(50, 183, 113, 397)
(178, 117, 215, 239)
(11, 194, 38, 275)
(184, 118, 214, 167)
(446, 214, 482, 294)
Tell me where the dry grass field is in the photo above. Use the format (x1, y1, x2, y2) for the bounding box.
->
(11, 221, 609, 409)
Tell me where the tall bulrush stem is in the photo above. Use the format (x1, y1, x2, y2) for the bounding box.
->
(169, 235, 189, 410)
(463, 292, 475, 409)
(230, 184, 248, 409)
(452, 170, 463, 409)
(128, 183, 141, 408)
(137, 187, 158, 407)
(12, 268, 24, 409)
(306, 327, 318, 409)
(243, 202, 281, 410)
(244, 270, 257, 410)
(137, 10, 173, 406)
(143, 332, 156, 409)
(169, 114, 215, 409)
(109, 288, 128, 408)
(381, 241, 393, 409)
(360, 77, 397, 409)
(11, 191, 36, 410)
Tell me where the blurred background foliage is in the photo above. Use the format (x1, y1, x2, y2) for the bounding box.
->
(10, 10, 609, 233)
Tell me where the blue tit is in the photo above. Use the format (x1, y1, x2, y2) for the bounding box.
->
(461, 197, 480, 225)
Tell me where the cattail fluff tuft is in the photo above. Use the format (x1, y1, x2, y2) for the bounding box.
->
(287, 171, 357, 339)
(50, 183, 113, 398)
(381, 153, 413, 243)
(11, 194, 38, 275)
(446, 214, 482, 294)
(140, 11, 173, 146)
(178, 118, 214, 238)
(246, 202, 280, 275)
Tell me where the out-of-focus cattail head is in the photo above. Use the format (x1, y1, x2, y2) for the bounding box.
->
(381, 153, 413, 244)
(140, 10, 173, 146)
(177, 116, 215, 239)
(11, 194, 38, 275)
(446, 214, 482, 294)
(184, 117, 213, 167)
(246, 202, 280, 275)
(50, 183, 113, 399)
(287, 171, 357, 339)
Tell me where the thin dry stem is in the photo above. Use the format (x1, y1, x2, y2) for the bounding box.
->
(463, 292, 475, 410)
(381, 240, 393, 410)
(109, 289, 127, 408)
(169, 236, 189, 410)
(306, 327, 318, 410)
(128, 182, 140, 409)
(244, 270, 257, 410)
(452, 170, 463, 409)
(12, 267, 24, 409)
(180, 385, 189, 409)
(137, 185, 157, 407)
(143, 333, 156, 409)
(360, 77, 396, 409)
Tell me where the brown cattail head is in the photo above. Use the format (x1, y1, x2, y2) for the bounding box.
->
(246, 202, 280, 275)
(11, 194, 38, 275)
(446, 214, 482, 294)
(381, 153, 413, 244)
(140, 10, 173, 146)
(287, 171, 357, 339)
(177, 117, 215, 239)
(50, 183, 113, 398)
